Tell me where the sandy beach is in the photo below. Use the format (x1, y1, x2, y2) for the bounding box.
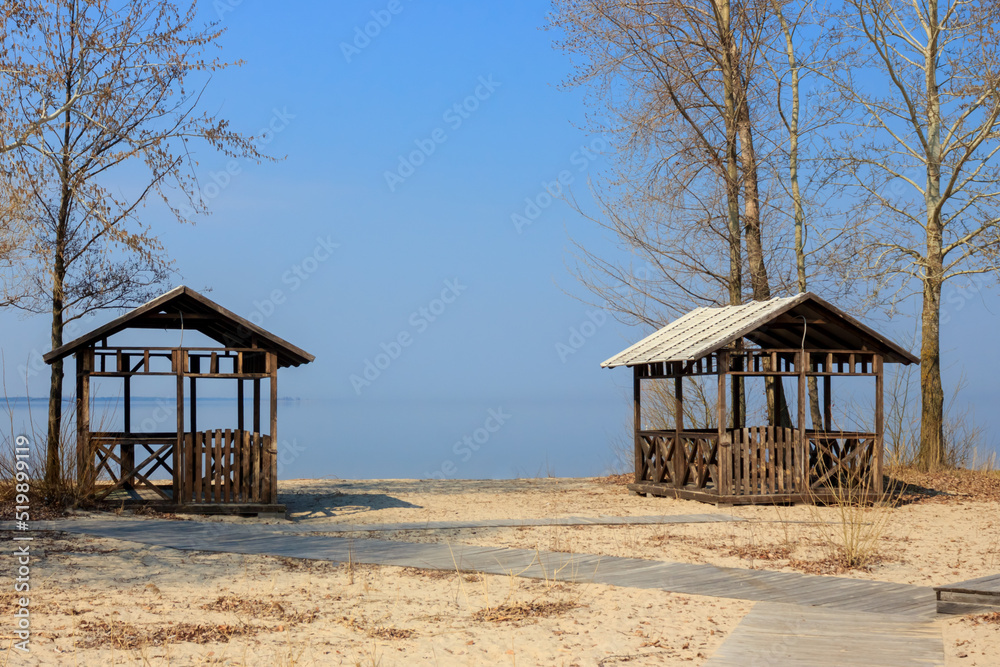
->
(5, 473, 999, 665)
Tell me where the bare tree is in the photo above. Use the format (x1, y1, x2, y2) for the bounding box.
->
(0, 0, 268, 490)
(0, 3, 94, 157)
(550, 0, 808, 426)
(832, 0, 1000, 470)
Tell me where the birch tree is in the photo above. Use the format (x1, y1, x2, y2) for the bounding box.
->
(834, 0, 1000, 469)
(1, 0, 267, 490)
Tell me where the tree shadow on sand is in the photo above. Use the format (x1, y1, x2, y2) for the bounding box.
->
(281, 492, 423, 520)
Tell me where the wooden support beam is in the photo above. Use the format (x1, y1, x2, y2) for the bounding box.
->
(633, 366, 641, 484)
(797, 350, 808, 489)
(122, 356, 134, 491)
(75, 350, 92, 494)
(674, 376, 684, 487)
(268, 351, 278, 503)
(190, 356, 199, 436)
(874, 354, 884, 495)
(237, 379, 245, 433)
(253, 378, 261, 436)
(824, 374, 832, 432)
(718, 350, 731, 497)
(175, 350, 185, 504)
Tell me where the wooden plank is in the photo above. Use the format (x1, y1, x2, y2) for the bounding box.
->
(223, 428, 232, 503)
(122, 365, 134, 491)
(242, 431, 250, 502)
(797, 351, 808, 488)
(634, 367, 642, 483)
(717, 351, 730, 496)
(182, 433, 192, 503)
(193, 432, 203, 502)
(744, 428, 752, 495)
(75, 351, 93, 492)
(766, 425, 775, 493)
(214, 429, 222, 503)
(233, 428, 242, 502)
(251, 432, 260, 502)
(875, 354, 884, 495)
(674, 376, 684, 487)
(732, 429, 740, 496)
(174, 350, 185, 503)
(269, 352, 278, 503)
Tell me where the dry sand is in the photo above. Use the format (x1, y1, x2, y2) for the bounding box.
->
(3, 476, 998, 665)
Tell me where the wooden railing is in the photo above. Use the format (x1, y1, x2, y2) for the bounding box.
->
(179, 429, 276, 504)
(731, 426, 797, 495)
(87, 432, 175, 501)
(636, 427, 878, 496)
(636, 430, 721, 490)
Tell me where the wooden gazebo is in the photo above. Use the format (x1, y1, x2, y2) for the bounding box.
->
(602, 293, 919, 505)
(44, 286, 314, 514)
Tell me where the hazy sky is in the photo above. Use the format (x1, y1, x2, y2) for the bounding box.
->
(1, 1, 997, 464)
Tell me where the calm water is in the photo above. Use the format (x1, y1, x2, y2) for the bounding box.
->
(2, 397, 629, 480)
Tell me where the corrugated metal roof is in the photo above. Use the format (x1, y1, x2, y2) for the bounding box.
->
(602, 292, 920, 367)
(602, 295, 805, 367)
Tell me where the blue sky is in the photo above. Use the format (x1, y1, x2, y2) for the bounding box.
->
(2, 1, 998, 470)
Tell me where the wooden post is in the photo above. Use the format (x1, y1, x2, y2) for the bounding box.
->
(823, 374, 832, 432)
(717, 350, 731, 497)
(731, 345, 743, 428)
(797, 350, 808, 490)
(75, 350, 92, 494)
(253, 378, 261, 436)
(874, 354, 884, 495)
(633, 366, 641, 484)
(268, 351, 278, 503)
(122, 355, 133, 491)
(189, 356, 199, 437)
(175, 350, 185, 504)
(674, 374, 684, 488)
(237, 379, 244, 433)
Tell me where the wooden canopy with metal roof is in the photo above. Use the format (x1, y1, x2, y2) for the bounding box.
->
(45, 286, 315, 514)
(602, 293, 919, 505)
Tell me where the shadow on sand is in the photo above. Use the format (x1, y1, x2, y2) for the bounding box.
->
(282, 491, 423, 520)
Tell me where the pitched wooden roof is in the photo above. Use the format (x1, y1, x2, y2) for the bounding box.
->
(602, 292, 919, 367)
(43, 286, 314, 368)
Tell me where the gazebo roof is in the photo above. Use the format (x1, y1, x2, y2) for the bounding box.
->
(601, 292, 919, 368)
(43, 285, 314, 368)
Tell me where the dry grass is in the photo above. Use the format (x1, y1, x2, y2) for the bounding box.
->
(74, 618, 269, 650)
(200, 596, 321, 624)
(965, 612, 1000, 626)
(594, 472, 632, 487)
(337, 615, 416, 640)
(471, 599, 579, 623)
(888, 466, 1000, 504)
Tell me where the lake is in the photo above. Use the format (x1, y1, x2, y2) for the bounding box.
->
(1, 397, 630, 480)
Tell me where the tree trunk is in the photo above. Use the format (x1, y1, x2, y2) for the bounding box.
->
(45, 245, 65, 489)
(716, 0, 745, 428)
(918, 7, 945, 471)
(46, 16, 76, 491)
(733, 48, 788, 426)
(918, 275, 944, 470)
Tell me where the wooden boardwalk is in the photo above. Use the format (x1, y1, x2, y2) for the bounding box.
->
(275, 512, 742, 533)
(705, 602, 944, 666)
(34, 518, 938, 619)
(935, 572, 1000, 614)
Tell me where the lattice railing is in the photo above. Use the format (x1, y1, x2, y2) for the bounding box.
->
(636, 428, 878, 496)
(636, 431, 720, 490)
